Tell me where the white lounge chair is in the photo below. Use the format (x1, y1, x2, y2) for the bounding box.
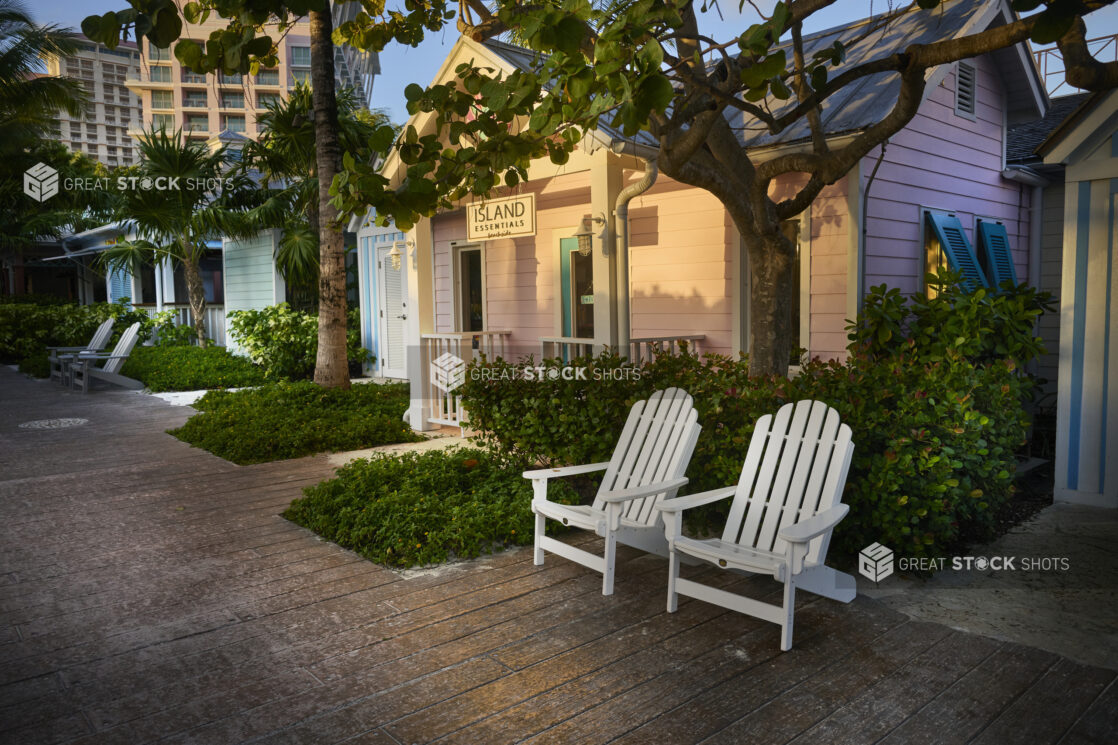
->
(524, 387, 701, 595)
(69, 322, 143, 393)
(48, 318, 114, 384)
(658, 399, 856, 651)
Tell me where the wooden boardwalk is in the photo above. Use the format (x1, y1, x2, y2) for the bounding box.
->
(0, 367, 1115, 744)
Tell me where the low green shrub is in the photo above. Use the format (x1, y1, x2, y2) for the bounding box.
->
(18, 354, 50, 378)
(169, 381, 422, 464)
(121, 345, 267, 392)
(849, 269, 1055, 366)
(284, 448, 578, 567)
(227, 303, 370, 380)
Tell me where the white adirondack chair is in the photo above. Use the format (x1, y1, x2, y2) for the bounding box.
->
(48, 318, 115, 384)
(658, 400, 856, 651)
(69, 322, 144, 393)
(524, 387, 701, 595)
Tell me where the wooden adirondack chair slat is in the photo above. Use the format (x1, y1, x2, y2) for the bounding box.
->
(70, 322, 144, 393)
(527, 387, 701, 596)
(660, 399, 857, 651)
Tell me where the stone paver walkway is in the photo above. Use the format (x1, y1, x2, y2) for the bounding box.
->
(1, 368, 1116, 744)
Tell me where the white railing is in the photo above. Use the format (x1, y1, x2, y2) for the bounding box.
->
(628, 335, 704, 365)
(421, 331, 512, 427)
(137, 303, 226, 346)
(540, 335, 704, 363)
(539, 336, 602, 360)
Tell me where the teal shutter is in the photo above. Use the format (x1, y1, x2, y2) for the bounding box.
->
(976, 220, 1018, 289)
(925, 212, 988, 292)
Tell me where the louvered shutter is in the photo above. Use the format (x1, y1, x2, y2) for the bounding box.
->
(925, 212, 988, 291)
(108, 268, 132, 305)
(976, 220, 1018, 289)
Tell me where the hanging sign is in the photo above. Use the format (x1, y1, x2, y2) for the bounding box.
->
(467, 194, 536, 241)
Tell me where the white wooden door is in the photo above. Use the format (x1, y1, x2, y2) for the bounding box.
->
(377, 243, 408, 379)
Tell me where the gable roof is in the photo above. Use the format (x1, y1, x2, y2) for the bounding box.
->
(1007, 92, 1091, 163)
(1039, 88, 1118, 165)
(740, 0, 1045, 149)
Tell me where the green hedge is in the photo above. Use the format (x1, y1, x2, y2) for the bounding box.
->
(458, 276, 1047, 561)
(169, 381, 423, 464)
(121, 345, 267, 392)
(0, 300, 154, 374)
(284, 448, 578, 567)
(227, 303, 370, 380)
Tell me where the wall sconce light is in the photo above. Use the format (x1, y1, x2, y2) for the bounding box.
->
(388, 244, 402, 271)
(573, 214, 606, 256)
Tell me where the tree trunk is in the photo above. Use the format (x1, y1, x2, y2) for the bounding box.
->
(309, 6, 350, 389)
(181, 256, 208, 347)
(741, 228, 796, 378)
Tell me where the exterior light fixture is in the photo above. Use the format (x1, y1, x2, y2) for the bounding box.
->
(388, 244, 402, 271)
(573, 214, 606, 256)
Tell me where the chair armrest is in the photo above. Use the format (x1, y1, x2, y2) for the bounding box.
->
(522, 462, 611, 480)
(657, 486, 738, 513)
(778, 504, 850, 544)
(598, 477, 688, 504)
(46, 346, 89, 353)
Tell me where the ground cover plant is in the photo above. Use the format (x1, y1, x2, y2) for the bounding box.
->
(168, 381, 421, 464)
(121, 345, 267, 392)
(283, 448, 578, 568)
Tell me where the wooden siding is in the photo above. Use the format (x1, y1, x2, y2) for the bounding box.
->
(223, 233, 279, 354)
(432, 171, 591, 355)
(1037, 182, 1065, 395)
(863, 55, 1030, 294)
(627, 178, 734, 355)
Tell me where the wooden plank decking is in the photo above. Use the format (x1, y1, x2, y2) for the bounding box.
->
(0, 367, 1115, 744)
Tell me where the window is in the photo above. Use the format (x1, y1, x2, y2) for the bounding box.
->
(219, 73, 243, 85)
(222, 114, 245, 132)
(185, 114, 209, 131)
(148, 43, 171, 62)
(150, 90, 172, 109)
(172, 250, 224, 304)
(290, 45, 310, 67)
(955, 61, 977, 119)
(256, 69, 279, 85)
(455, 247, 485, 332)
(149, 65, 171, 83)
(183, 91, 207, 108)
(257, 92, 279, 108)
(291, 69, 311, 85)
(182, 70, 206, 84)
(220, 92, 243, 109)
(152, 113, 174, 130)
(923, 209, 987, 294)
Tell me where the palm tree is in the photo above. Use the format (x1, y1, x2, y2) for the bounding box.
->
(0, 0, 86, 153)
(240, 84, 388, 298)
(100, 129, 255, 346)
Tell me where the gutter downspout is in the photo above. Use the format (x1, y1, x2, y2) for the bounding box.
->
(861, 139, 888, 309)
(611, 140, 658, 357)
(1001, 165, 1049, 290)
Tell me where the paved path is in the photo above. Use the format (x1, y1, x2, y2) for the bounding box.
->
(1, 368, 1116, 744)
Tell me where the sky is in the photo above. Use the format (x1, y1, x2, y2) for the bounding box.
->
(38, 0, 1118, 123)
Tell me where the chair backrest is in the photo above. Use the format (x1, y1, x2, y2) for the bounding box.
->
(88, 318, 115, 352)
(723, 400, 854, 565)
(102, 322, 141, 374)
(592, 387, 701, 526)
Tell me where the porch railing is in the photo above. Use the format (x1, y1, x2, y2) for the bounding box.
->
(540, 335, 704, 364)
(539, 336, 603, 360)
(628, 335, 704, 365)
(136, 303, 226, 347)
(421, 331, 512, 427)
